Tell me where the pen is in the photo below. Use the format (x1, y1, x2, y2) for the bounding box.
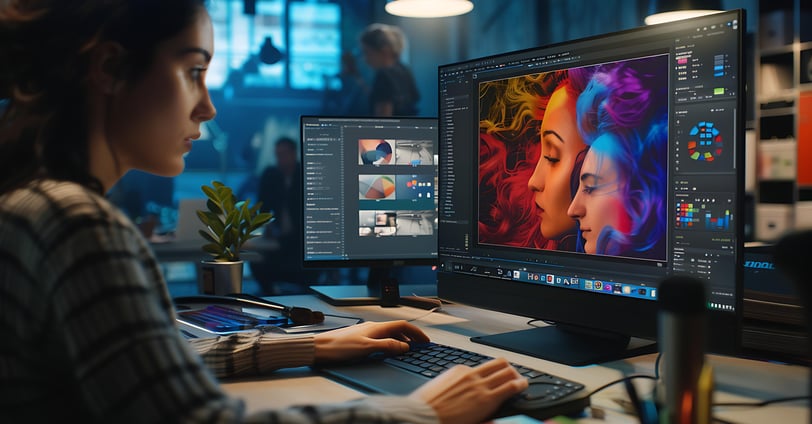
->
(624, 378, 651, 424)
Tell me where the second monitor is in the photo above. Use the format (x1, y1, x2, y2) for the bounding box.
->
(300, 116, 439, 305)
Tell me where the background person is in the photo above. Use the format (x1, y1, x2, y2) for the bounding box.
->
(251, 136, 310, 293)
(359, 23, 420, 117)
(0, 1, 527, 422)
(322, 50, 370, 116)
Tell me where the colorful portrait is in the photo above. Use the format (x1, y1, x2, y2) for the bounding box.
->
(478, 66, 596, 251)
(477, 55, 669, 262)
(569, 55, 669, 261)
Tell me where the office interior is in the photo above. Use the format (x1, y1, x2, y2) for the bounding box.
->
(112, 0, 811, 363)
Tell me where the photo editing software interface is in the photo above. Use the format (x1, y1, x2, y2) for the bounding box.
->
(437, 10, 744, 356)
(302, 116, 439, 266)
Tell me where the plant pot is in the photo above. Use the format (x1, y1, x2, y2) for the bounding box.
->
(197, 260, 244, 295)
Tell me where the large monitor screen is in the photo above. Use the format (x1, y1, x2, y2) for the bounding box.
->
(438, 10, 745, 365)
(301, 116, 439, 288)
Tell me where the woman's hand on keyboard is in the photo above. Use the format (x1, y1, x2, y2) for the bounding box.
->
(313, 320, 430, 363)
(409, 357, 529, 424)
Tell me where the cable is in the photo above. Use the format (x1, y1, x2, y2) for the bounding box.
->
(526, 318, 556, 327)
(654, 351, 662, 380)
(586, 374, 658, 398)
(405, 306, 442, 322)
(323, 313, 366, 322)
(406, 293, 444, 309)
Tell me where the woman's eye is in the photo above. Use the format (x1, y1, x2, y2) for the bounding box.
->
(543, 155, 560, 164)
(191, 66, 207, 81)
(582, 186, 596, 194)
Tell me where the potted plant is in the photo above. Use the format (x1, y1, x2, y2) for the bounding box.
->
(195, 180, 273, 295)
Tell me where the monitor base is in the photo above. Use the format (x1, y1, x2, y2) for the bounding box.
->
(310, 284, 438, 309)
(472, 325, 657, 366)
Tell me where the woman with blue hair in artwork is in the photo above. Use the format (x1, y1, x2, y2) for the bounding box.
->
(567, 57, 668, 260)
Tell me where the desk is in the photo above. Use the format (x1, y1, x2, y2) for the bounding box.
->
(150, 238, 279, 264)
(221, 295, 811, 423)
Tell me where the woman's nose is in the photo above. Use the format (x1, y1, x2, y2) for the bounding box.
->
(528, 164, 545, 192)
(567, 192, 584, 218)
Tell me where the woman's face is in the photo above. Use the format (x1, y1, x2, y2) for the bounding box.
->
(527, 85, 586, 240)
(108, 6, 216, 178)
(567, 139, 632, 254)
(361, 45, 386, 69)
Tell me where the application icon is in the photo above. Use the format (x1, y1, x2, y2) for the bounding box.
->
(638, 288, 647, 295)
(622, 285, 632, 294)
(651, 289, 657, 298)
(546, 274, 554, 284)
(595, 281, 603, 290)
(513, 270, 520, 279)
(584, 280, 593, 290)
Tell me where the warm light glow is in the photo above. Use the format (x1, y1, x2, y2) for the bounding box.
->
(644, 10, 721, 25)
(385, 0, 474, 18)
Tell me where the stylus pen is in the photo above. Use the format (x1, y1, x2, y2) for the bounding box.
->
(174, 294, 325, 325)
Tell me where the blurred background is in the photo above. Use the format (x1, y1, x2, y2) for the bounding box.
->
(109, 0, 811, 302)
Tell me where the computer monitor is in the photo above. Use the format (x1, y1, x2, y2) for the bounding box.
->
(437, 10, 745, 365)
(301, 115, 439, 305)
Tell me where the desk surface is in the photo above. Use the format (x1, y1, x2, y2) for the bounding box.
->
(221, 294, 810, 423)
(150, 237, 279, 263)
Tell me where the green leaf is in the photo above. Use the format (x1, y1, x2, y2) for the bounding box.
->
(197, 229, 218, 244)
(197, 180, 275, 260)
(254, 212, 273, 227)
(195, 209, 210, 226)
(206, 199, 223, 216)
(225, 209, 239, 227)
(198, 212, 223, 235)
(229, 226, 240, 247)
(202, 243, 222, 256)
(220, 244, 236, 261)
(201, 185, 219, 200)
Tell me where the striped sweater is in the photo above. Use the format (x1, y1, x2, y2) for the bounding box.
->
(0, 179, 436, 423)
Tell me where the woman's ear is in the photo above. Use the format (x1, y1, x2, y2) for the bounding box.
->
(89, 41, 127, 95)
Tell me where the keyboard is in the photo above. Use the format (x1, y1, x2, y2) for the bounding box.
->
(384, 342, 590, 420)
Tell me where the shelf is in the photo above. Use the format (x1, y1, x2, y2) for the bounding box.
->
(759, 45, 795, 57)
(758, 106, 795, 116)
(753, 1, 804, 242)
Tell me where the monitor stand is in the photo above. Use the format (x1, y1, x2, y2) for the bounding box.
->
(471, 324, 657, 366)
(309, 266, 438, 309)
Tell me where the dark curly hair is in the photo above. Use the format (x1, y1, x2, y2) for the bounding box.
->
(0, 0, 208, 194)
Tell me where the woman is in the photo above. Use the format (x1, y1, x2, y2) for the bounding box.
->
(566, 134, 634, 255)
(359, 23, 420, 117)
(0, 1, 526, 422)
(567, 59, 668, 259)
(525, 67, 594, 251)
(478, 73, 553, 248)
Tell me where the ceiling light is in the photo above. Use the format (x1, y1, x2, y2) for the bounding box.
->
(644, 0, 722, 25)
(385, 0, 474, 18)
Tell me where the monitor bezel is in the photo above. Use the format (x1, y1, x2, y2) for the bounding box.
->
(436, 10, 746, 357)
